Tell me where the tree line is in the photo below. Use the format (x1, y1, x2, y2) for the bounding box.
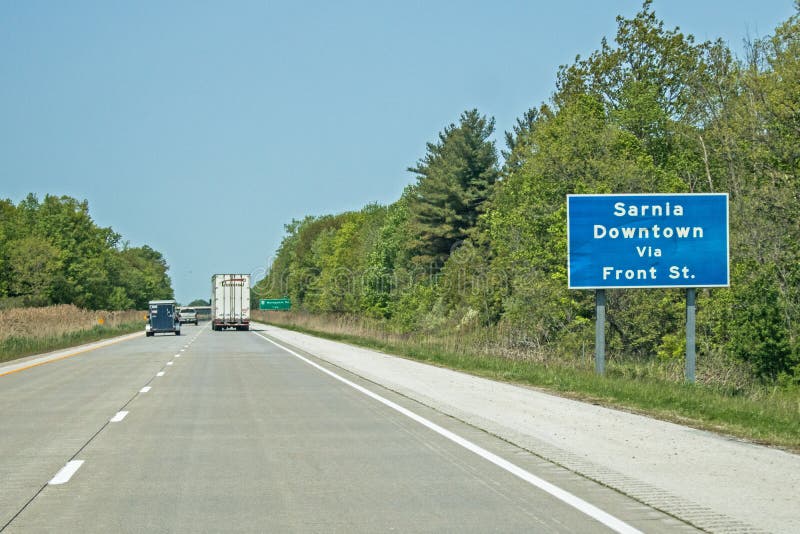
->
(256, 1, 800, 384)
(0, 193, 173, 310)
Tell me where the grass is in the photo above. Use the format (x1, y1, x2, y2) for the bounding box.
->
(0, 305, 145, 364)
(253, 310, 800, 451)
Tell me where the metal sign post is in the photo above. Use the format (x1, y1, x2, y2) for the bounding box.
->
(685, 288, 696, 383)
(595, 289, 606, 375)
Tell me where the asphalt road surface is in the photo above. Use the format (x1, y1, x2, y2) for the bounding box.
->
(0, 324, 697, 533)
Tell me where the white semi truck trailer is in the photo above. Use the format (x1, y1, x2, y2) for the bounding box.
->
(211, 274, 251, 331)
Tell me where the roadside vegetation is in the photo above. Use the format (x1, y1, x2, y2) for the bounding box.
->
(254, 310, 800, 450)
(0, 305, 144, 364)
(0, 194, 170, 363)
(0, 194, 173, 310)
(254, 2, 800, 448)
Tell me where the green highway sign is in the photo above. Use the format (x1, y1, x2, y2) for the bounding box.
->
(259, 298, 291, 311)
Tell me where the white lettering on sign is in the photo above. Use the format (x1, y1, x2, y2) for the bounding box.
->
(593, 224, 703, 239)
(613, 202, 684, 217)
(567, 193, 729, 288)
(669, 266, 695, 279)
(602, 266, 658, 280)
(636, 246, 661, 257)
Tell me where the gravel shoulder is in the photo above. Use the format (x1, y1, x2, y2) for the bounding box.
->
(258, 323, 800, 534)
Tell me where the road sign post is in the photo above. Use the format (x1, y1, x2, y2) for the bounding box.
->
(595, 289, 606, 375)
(686, 288, 696, 382)
(567, 193, 729, 380)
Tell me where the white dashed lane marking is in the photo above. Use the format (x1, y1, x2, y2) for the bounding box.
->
(49, 460, 84, 485)
(109, 411, 128, 423)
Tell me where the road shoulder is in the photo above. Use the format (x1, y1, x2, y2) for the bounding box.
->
(255, 322, 799, 534)
(0, 331, 143, 378)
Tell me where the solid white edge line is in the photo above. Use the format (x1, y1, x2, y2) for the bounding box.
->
(49, 460, 84, 485)
(255, 332, 642, 534)
(140, 386, 151, 393)
(109, 411, 129, 423)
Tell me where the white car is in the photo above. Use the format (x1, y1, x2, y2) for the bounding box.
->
(179, 307, 198, 325)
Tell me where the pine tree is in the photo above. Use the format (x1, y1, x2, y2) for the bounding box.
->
(406, 109, 499, 271)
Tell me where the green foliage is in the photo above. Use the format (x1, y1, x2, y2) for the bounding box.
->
(309, 205, 387, 313)
(406, 109, 499, 270)
(5, 236, 62, 306)
(256, 205, 389, 315)
(0, 194, 173, 310)
(261, 3, 800, 387)
(391, 282, 441, 334)
(361, 196, 411, 318)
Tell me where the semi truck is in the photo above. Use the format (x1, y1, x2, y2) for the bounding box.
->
(211, 274, 251, 331)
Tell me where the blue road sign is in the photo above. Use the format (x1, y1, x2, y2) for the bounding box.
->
(567, 193, 729, 289)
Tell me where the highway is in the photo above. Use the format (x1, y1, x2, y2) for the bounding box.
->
(0, 324, 695, 533)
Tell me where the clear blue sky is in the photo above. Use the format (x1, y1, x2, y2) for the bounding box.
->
(1, 0, 795, 304)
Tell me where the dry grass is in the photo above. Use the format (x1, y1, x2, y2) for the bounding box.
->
(0, 305, 146, 363)
(0, 305, 144, 342)
(253, 311, 760, 388)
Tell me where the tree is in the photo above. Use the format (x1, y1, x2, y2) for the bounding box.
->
(0, 194, 174, 310)
(362, 195, 411, 318)
(5, 236, 63, 306)
(0, 199, 18, 298)
(116, 245, 174, 308)
(556, 0, 721, 177)
(502, 107, 540, 172)
(310, 205, 387, 313)
(699, 8, 800, 378)
(255, 215, 348, 310)
(257, 3, 800, 384)
(406, 109, 499, 271)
